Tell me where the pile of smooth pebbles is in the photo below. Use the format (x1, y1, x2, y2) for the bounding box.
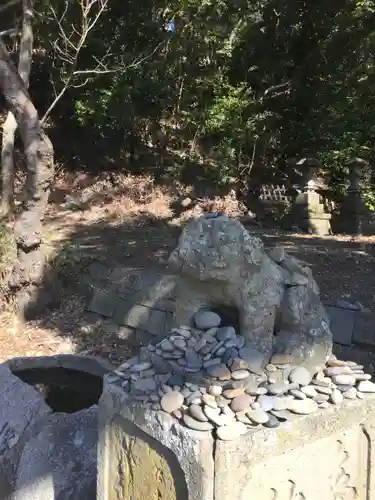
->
(112, 310, 375, 441)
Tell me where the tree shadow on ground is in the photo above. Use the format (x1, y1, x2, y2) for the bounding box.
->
(19, 210, 375, 369)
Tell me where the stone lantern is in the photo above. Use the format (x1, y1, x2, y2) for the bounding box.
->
(292, 157, 332, 235)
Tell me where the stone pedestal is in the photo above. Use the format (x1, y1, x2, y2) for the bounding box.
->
(214, 398, 375, 499)
(98, 373, 375, 500)
(97, 377, 214, 500)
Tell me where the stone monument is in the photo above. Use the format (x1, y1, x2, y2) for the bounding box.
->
(337, 157, 374, 235)
(291, 157, 332, 235)
(98, 214, 375, 500)
(168, 213, 332, 373)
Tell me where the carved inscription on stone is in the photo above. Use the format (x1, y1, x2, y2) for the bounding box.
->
(241, 427, 367, 500)
(270, 480, 306, 499)
(332, 440, 357, 500)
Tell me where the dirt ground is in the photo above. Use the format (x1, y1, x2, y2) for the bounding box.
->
(1, 172, 375, 366)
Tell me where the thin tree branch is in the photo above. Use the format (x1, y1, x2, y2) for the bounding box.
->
(0, 29, 20, 37)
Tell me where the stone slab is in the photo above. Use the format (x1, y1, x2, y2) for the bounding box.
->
(98, 382, 214, 500)
(113, 300, 168, 336)
(214, 395, 375, 500)
(88, 290, 116, 317)
(325, 306, 356, 346)
(352, 311, 375, 347)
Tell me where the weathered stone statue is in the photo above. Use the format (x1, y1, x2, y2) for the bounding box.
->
(98, 212, 375, 500)
(168, 213, 332, 371)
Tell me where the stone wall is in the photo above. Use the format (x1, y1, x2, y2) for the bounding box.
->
(84, 262, 178, 347)
(83, 261, 375, 373)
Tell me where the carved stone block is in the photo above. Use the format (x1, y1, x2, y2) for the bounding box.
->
(214, 396, 375, 500)
(98, 372, 375, 500)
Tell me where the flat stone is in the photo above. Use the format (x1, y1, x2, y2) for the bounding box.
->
(343, 388, 357, 399)
(331, 374, 356, 386)
(160, 391, 184, 413)
(168, 374, 185, 387)
(132, 378, 157, 393)
(263, 414, 280, 428)
(314, 385, 333, 395)
(185, 392, 202, 405)
(238, 347, 265, 372)
(216, 422, 248, 441)
(172, 336, 187, 349)
(267, 381, 289, 395)
(236, 412, 253, 425)
(325, 366, 351, 376)
(231, 370, 251, 381)
(357, 380, 375, 393)
(183, 413, 213, 431)
(206, 364, 231, 379)
(287, 399, 318, 415)
(203, 358, 222, 368)
(289, 367, 312, 386)
(189, 404, 208, 422)
(290, 389, 306, 400)
(217, 326, 236, 341)
(130, 362, 152, 372)
(223, 388, 245, 399)
(311, 377, 331, 388)
(257, 395, 276, 412)
(300, 385, 317, 398)
(314, 394, 329, 403)
(247, 408, 269, 424)
(269, 409, 290, 422)
(185, 349, 203, 369)
(160, 339, 174, 352)
(336, 384, 355, 393)
(330, 389, 344, 405)
(230, 358, 249, 371)
(216, 396, 232, 408)
(353, 373, 372, 381)
(194, 310, 221, 330)
(230, 395, 253, 412)
(222, 348, 238, 365)
(326, 359, 347, 367)
(273, 397, 292, 411)
(203, 406, 232, 427)
(202, 393, 218, 409)
(208, 385, 222, 397)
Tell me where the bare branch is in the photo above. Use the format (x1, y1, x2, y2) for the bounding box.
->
(0, 29, 20, 37)
(41, 0, 165, 123)
(0, 0, 21, 15)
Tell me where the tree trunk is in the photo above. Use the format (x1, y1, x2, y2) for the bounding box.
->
(1, 0, 35, 217)
(0, 38, 54, 317)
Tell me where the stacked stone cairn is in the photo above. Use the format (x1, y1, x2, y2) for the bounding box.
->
(111, 309, 375, 441)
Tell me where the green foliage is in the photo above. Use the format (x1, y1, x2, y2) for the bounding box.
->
(5, 0, 375, 196)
